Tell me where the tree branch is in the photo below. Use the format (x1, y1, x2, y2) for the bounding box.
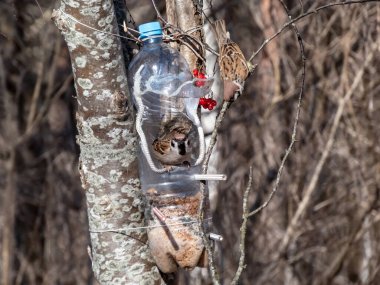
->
(249, 0, 378, 62)
(230, 167, 253, 285)
(52, 1, 163, 284)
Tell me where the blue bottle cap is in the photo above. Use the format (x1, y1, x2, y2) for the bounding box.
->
(138, 22, 162, 39)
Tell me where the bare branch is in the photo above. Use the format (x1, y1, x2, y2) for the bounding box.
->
(231, 166, 254, 285)
(249, 0, 379, 62)
(247, 0, 307, 218)
(151, 0, 168, 25)
(247, 0, 308, 218)
(202, 101, 231, 173)
(52, 2, 162, 283)
(198, 101, 231, 285)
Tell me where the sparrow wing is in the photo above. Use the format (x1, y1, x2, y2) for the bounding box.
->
(158, 114, 193, 140)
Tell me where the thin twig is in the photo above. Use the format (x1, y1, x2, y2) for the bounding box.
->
(198, 190, 220, 285)
(33, 0, 44, 18)
(198, 102, 231, 285)
(230, 166, 254, 285)
(26, 62, 44, 130)
(151, 0, 168, 25)
(248, 0, 378, 62)
(57, 2, 218, 58)
(123, 0, 137, 28)
(202, 101, 231, 173)
(57, 8, 137, 41)
(247, 85, 302, 218)
(173, 34, 206, 63)
(123, 21, 141, 43)
(17, 75, 74, 145)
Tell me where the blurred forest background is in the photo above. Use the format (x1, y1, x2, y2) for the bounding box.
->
(0, 0, 379, 284)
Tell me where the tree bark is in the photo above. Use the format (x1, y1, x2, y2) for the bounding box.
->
(52, 1, 163, 284)
(167, 0, 203, 70)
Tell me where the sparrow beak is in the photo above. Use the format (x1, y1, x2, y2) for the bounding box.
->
(173, 139, 187, 155)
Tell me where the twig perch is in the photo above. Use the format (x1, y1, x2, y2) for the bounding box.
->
(231, 167, 254, 285)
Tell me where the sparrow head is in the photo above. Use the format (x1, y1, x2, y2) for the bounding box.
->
(152, 136, 192, 167)
(151, 114, 196, 168)
(170, 137, 191, 156)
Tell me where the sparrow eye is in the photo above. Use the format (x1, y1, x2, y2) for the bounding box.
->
(171, 141, 175, 147)
(187, 140, 190, 146)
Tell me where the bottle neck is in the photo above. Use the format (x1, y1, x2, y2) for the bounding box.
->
(142, 36, 163, 45)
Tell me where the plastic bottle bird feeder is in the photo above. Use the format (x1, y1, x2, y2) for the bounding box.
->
(127, 22, 225, 273)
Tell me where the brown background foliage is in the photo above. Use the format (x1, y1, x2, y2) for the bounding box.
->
(0, 0, 379, 284)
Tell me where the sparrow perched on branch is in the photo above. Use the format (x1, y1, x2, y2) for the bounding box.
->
(212, 19, 254, 101)
(152, 114, 195, 170)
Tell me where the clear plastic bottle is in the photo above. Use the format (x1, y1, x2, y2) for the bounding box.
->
(128, 21, 212, 197)
(127, 22, 212, 272)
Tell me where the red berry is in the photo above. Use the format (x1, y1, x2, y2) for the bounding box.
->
(195, 80, 205, 87)
(193, 70, 207, 87)
(210, 99, 217, 107)
(208, 105, 214, 110)
(195, 81, 203, 87)
(198, 73, 206, 79)
(200, 98, 208, 109)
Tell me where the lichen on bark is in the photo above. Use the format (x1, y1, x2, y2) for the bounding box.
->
(52, 0, 163, 284)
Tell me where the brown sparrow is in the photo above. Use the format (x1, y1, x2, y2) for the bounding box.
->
(212, 19, 253, 101)
(152, 114, 195, 170)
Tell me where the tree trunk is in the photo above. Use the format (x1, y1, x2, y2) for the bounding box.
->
(52, 1, 163, 284)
